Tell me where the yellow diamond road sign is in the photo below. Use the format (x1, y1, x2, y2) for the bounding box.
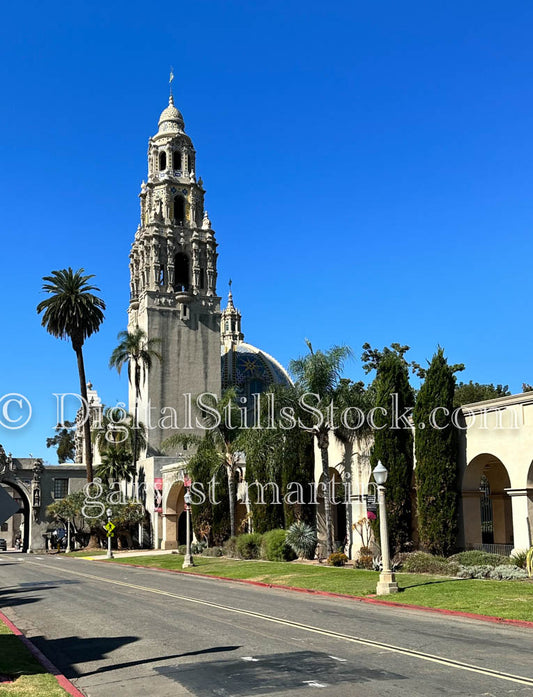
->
(104, 522, 116, 534)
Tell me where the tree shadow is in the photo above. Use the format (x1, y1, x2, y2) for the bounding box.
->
(399, 578, 467, 591)
(29, 635, 140, 679)
(81, 644, 242, 677)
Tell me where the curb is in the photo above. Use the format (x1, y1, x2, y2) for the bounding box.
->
(0, 610, 85, 696)
(91, 558, 533, 629)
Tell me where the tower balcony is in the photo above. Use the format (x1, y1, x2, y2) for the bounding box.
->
(174, 286, 192, 304)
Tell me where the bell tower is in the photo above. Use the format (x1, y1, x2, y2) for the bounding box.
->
(128, 93, 221, 453)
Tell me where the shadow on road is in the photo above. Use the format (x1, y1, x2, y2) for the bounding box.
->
(81, 644, 242, 677)
(155, 650, 406, 694)
(30, 634, 140, 678)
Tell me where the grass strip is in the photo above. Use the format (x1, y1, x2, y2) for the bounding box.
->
(0, 622, 69, 696)
(105, 554, 533, 622)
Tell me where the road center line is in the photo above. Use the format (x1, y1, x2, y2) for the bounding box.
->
(24, 560, 533, 687)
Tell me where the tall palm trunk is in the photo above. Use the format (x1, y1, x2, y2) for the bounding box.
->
(132, 361, 141, 495)
(317, 428, 334, 556)
(227, 456, 236, 538)
(77, 346, 100, 550)
(75, 346, 93, 483)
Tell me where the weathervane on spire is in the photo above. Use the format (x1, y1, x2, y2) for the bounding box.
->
(229, 278, 232, 290)
(169, 67, 175, 98)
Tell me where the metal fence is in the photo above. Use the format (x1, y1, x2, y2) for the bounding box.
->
(466, 542, 514, 556)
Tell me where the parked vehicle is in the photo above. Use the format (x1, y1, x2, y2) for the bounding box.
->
(0, 538, 7, 551)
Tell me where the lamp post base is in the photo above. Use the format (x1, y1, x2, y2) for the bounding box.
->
(376, 571, 399, 595)
(182, 554, 194, 568)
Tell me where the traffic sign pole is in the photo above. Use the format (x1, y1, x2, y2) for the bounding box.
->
(106, 509, 114, 559)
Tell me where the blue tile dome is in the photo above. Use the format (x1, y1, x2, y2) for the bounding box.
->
(221, 342, 292, 399)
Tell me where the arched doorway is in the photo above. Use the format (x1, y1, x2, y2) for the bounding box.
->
(162, 481, 185, 549)
(462, 454, 513, 552)
(1, 480, 30, 552)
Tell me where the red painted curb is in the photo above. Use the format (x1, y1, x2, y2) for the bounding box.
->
(0, 610, 86, 696)
(92, 558, 533, 629)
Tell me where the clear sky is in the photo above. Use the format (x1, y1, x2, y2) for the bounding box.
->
(1, 1, 532, 461)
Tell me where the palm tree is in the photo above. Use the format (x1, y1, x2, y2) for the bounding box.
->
(289, 340, 352, 556)
(37, 268, 106, 482)
(95, 447, 136, 486)
(92, 407, 147, 461)
(162, 388, 242, 537)
(109, 327, 161, 475)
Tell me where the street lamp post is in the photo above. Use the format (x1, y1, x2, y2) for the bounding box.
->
(66, 520, 71, 554)
(182, 489, 194, 568)
(373, 461, 398, 595)
(106, 507, 114, 560)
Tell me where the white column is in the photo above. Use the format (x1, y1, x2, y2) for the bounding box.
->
(506, 489, 531, 552)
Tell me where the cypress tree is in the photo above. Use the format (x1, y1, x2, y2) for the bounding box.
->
(370, 351, 415, 553)
(413, 347, 459, 556)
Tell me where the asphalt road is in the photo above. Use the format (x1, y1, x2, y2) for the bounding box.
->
(1, 553, 533, 697)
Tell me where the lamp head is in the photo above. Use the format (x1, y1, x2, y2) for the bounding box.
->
(106, 508, 113, 518)
(184, 491, 192, 505)
(373, 460, 388, 485)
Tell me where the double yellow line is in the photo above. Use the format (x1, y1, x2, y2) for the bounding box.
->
(27, 560, 533, 687)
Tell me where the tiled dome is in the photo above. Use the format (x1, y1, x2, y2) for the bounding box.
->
(221, 342, 292, 396)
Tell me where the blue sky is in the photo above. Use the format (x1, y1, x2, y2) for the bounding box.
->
(1, 1, 532, 460)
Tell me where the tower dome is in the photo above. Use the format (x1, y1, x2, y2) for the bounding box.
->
(158, 95, 185, 133)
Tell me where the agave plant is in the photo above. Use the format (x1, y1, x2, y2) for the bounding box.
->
(526, 547, 533, 578)
(286, 521, 317, 560)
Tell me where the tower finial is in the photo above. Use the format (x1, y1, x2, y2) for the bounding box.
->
(229, 278, 232, 291)
(169, 67, 175, 100)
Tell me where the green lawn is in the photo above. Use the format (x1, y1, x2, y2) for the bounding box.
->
(104, 554, 533, 622)
(0, 623, 68, 696)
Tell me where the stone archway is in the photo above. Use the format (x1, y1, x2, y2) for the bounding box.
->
(1, 480, 30, 552)
(462, 453, 514, 551)
(162, 480, 185, 550)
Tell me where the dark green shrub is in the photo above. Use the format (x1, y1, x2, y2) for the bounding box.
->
(177, 544, 187, 555)
(203, 546, 223, 557)
(261, 529, 296, 562)
(327, 552, 348, 567)
(449, 551, 512, 568)
(222, 536, 238, 558)
(237, 533, 263, 560)
(402, 551, 458, 575)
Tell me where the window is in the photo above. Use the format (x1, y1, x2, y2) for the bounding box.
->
(174, 195, 185, 225)
(199, 268, 205, 289)
(159, 265, 165, 286)
(0, 523, 7, 532)
(54, 479, 68, 499)
(159, 151, 167, 171)
(173, 151, 182, 170)
(174, 253, 189, 291)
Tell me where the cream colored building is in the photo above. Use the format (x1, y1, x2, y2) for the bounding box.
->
(315, 392, 533, 559)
